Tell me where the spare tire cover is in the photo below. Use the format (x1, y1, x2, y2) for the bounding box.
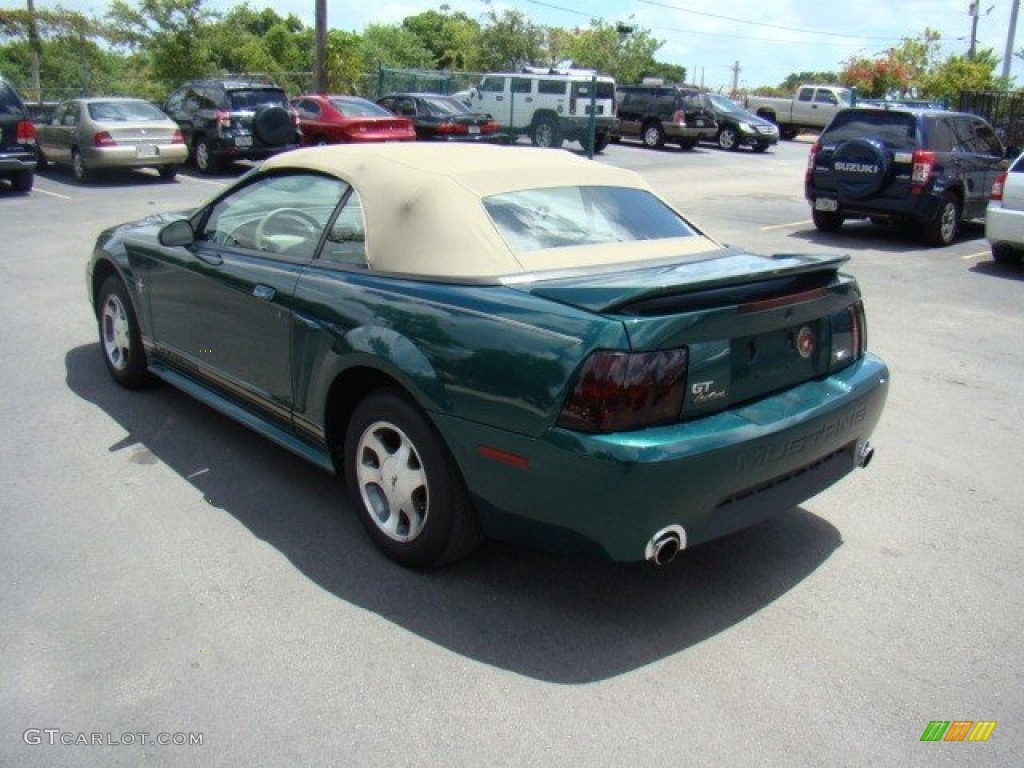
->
(832, 138, 891, 199)
(252, 105, 294, 146)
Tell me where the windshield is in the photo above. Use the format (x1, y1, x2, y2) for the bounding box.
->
(483, 186, 697, 252)
(88, 101, 168, 121)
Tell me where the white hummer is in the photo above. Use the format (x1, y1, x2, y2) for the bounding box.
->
(465, 69, 618, 152)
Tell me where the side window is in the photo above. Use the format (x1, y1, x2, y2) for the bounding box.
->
(293, 99, 319, 118)
(928, 118, 955, 153)
(797, 88, 814, 102)
(322, 191, 367, 265)
(814, 90, 838, 105)
(198, 172, 349, 260)
(538, 79, 566, 96)
(511, 78, 532, 94)
(973, 120, 1003, 156)
(952, 118, 980, 153)
(394, 98, 417, 117)
(184, 88, 202, 112)
(654, 90, 677, 112)
(164, 90, 185, 114)
(479, 77, 505, 94)
(377, 98, 396, 113)
(63, 102, 79, 127)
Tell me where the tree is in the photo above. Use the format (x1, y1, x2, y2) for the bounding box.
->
(106, 0, 217, 89)
(359, 23, 433, 74)
(478, 9, 545, 71)
(401, 8, 481, 71)
(919, 50, 999, 100)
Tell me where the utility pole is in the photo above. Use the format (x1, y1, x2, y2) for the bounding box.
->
(25, 0, 41, 101)
(314, 0, 327, 94)
(730, 61, 741, 97)
(968, 1, 979, 59)
(1003, 0, 1020, 81)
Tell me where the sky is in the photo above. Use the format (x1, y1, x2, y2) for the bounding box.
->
(3, 0, 1021, 91)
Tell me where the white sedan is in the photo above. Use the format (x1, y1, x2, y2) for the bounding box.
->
(986, 152, 1024, 265)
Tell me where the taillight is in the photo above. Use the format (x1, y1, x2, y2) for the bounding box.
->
(805, 141, 820, 183)
(557, 349, 688, 433)
(171, 129, 184, 144)
(16, 119, 36, 144)
(437, 121, 468, 135)
(990, 172, 1007, 201)
(829, 301, 866, 373)
(911, 150, 936, 195)
(93, 131, 116, 147)
(216, 109, 231, 128)
(482, 119, 498, 134)
(671, 110, 687, 127)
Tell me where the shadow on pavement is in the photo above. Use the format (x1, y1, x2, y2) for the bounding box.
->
(66, 342, 842, 684)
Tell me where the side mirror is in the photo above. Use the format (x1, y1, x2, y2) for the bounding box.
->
(158, 219, 195, 247)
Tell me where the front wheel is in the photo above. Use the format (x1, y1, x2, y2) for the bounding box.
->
(97, 276, 152, 389)
(921, 192, 961, 247)
(642, 122, 665, 149)
(344, 390, 481, 568)
(530, 116, 562, 149)
(812, 208, 844, 233)
(717, 127, 738, 151)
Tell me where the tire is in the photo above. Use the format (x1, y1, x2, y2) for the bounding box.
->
(193, 137, 220, 174)
(530, 116, 562, 149)
(752, 143, 770, 153)
(97, 275, 152, 389)
(344, 390, 482, 568)
(812, 209, 844, 233)
(592, 132, 610, 153)
(158, 165, 178, 181)
(11, 169, 33, 192)
(678, 138, 698, 150)
(642, 122, 665, 149)
(921, 192, 961, 247)
(35, 146, 49, 169)
(992, 244, 1023, 265)
(717, 127, 738, 151)
(780, 126, 799, 141)
(72, 149, 91, 183)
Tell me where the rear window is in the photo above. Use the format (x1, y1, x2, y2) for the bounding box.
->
(228, 89, 288, 110)
(0, 82, 27, 115)
(421, 97, 467, 115)
(87, 101, 167, 121)
(331, 98, 391, 118)
(483, 186, 697, 252)
(823, 110, 919, 149)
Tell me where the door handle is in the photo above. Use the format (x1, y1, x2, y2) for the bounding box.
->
(196, 251, 223, 266)
(253, 284, 276, 301)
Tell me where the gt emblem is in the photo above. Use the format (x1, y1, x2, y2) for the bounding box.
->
(796, 326, 815, 359)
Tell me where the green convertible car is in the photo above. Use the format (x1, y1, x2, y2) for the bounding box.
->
(88, 143, 889, 568)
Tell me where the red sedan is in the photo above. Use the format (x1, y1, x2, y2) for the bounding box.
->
(291, 95, 416, 145)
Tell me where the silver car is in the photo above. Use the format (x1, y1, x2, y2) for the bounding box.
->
(986, 151, 1024, 265)
(36, 98, 188, 182)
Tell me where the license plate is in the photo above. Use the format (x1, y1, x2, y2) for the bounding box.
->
(136, 144, 158, 158)
(815, 198, 838, 212)
(468, 126, 480, 135)
(694, 120, 704, 127)
(235, 135, 252, 148)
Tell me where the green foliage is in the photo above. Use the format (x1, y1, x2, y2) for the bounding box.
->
(359, 24, 433, 74)
(779, 72, 840, 91)
(919, 51, 999, 101)
(401, 9, 481, 71)
(553, 21, 663, 84)
(478, 9, 545, 71)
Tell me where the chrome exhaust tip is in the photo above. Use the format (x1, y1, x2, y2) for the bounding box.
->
(857, 441, 875, 469)
(645, 525, 687, 566)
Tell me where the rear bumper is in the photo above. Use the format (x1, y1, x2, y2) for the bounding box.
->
(985, 201, 1024, 248)
(439, 353, 890, 561)
(0, 150, 37, 173)
(82, 145, 188, 168)
(806, 182, 943, 223)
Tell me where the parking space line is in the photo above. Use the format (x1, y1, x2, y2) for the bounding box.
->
(32, 187, 72, 199)
(962, 250, 988, 261)
(761, 219, 811, 231)
(181, 176, 229, 187)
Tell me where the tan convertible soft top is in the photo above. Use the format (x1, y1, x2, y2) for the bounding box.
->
(261, 143, 718, 278)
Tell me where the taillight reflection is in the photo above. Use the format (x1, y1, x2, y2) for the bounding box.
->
(558, 348, 688, 433)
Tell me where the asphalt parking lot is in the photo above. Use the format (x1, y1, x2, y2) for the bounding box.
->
(1, 138, 1021, 767)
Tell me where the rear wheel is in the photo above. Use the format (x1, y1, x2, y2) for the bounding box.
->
(922, 192, 961, 247)
(642, 122, 665, 149)
(11, 169, 33, 192)
(530, 116, 562, 149)
(991, 244, 1023, 265)
(193, 137, 221, 174)
(344, 390, 482, 568)
(780, 125, 799, 140)
(72, 149, 91, 182)
(158, 165, 178, 181)
(812, 209, 844, 233)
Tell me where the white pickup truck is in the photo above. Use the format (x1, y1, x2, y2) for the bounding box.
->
(743, 85, 853, 140)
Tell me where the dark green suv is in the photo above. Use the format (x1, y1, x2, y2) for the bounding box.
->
(805, 107, 1010, 246)
(0, 76, 37, 193)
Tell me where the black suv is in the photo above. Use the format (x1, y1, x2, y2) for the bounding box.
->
(613, 84, 717, 150)
(162, 80, 299, 173)
(0, 75, 37, 192)
(806, 107, 1009, 246)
